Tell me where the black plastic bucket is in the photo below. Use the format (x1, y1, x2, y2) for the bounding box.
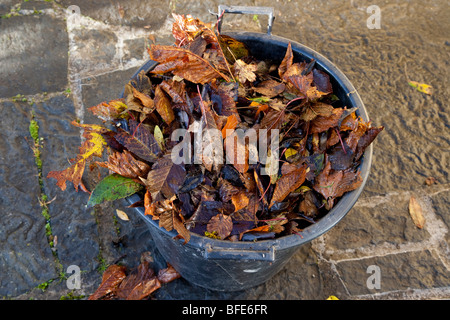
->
(124, 8, 373, 292)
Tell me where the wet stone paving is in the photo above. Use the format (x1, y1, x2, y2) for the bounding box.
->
(0, 0, 449, 300)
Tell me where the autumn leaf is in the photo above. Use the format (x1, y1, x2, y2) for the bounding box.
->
(88, 264, 127, 300)
(309, 108, 344, 134)
(171, 13, 206, 46)
(132, 87, 154, 110)
(207, 213, 233, 239)
(47, 122, 110, 191)
(114, 119, 161, 163)
(217, 82, 240, 118)
(221, 114, 239, 139)
(269, 164, 307, 208)
(199, 100, 223, 172)
(141, 154, 186, 201)
(116, 261, 160, 300)
(157, 263, 181, 284)
(300, 102, 335, 122)
(218, 34, 249, 63)
(233, 59, 257, 83)
(149, 44, 230, 83)
(89, 99, 129, 122)
(154, 84, 175, 125)
(409, 196, 425, 229)
(313, 161, 362, 209)
(278, 42, 293, 79)
(253, 79, 286, 98)
(312, 69, 333, 94)
(116, 209, 130, 221)
(231, 192, 250, 212)
(87, 174, 144, 207)
(409, 81, 432, 95)
(97, 150, 150, 179)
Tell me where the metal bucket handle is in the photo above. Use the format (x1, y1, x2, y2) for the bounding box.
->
(215, 5, 275, 35)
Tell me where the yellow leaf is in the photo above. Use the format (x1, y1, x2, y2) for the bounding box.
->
(154, 125, 165, 150)
(47, 122, 109, 191)
(408, 81, 432, 95)
(116, 209, 129, 221)
(409, 196, 425, 229)
(326, 295, 339, 300)
(284, 148, 298, 159)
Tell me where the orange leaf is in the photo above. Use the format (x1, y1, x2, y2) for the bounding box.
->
(221, 114, 239, 139)
(231, 192, 250, 212)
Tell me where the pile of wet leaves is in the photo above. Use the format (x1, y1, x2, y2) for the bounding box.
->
(48, 13, 383, 243)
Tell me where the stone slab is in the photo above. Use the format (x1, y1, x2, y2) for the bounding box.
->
(0, 101, 58, 297)
(335, 250, 450, 296)
(70, 28, 119, 78)
(322, 192, 430, 257)
(34, 95, 100, 278)
(81, 66, 139, 124)
(55, 0, 171, 29)
(0, 14, 68, 97)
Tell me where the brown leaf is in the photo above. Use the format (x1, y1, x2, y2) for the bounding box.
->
(171, 13, 206, 46)
(200, 100, 223, 172)
(309, 108, 344, 133)
(97, 150, 150, 179)
(149, 44, 230, 83)
(173, 211, 191, 244)
(239, 225, 271, 240)
(233, 59, 257, 83)
(159, 80, 186, 104)
(217, 82, 240, 118)
(141, 155, 186, 201)
(278, 42, 293, 79)
(114, 120, 161, 163)
(312, 69, 333, 94)
(253, 79, 286, 98)
(224, 129, 251, 174)
(116, 261, 160, 300)
(313, 161, 362, 209)
(409, 196, 425, 229)
(269, 164, 307, 208)
(132, 87, 154, 109)
(157, 263, 181, 284)
(88, 265, 127, 300)
(300, 102, 335, 122)
(154, 84, 175, 124)
(207, 213, 233, 239)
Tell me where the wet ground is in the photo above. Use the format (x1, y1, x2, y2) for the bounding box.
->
(0, 0, 449, 300)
